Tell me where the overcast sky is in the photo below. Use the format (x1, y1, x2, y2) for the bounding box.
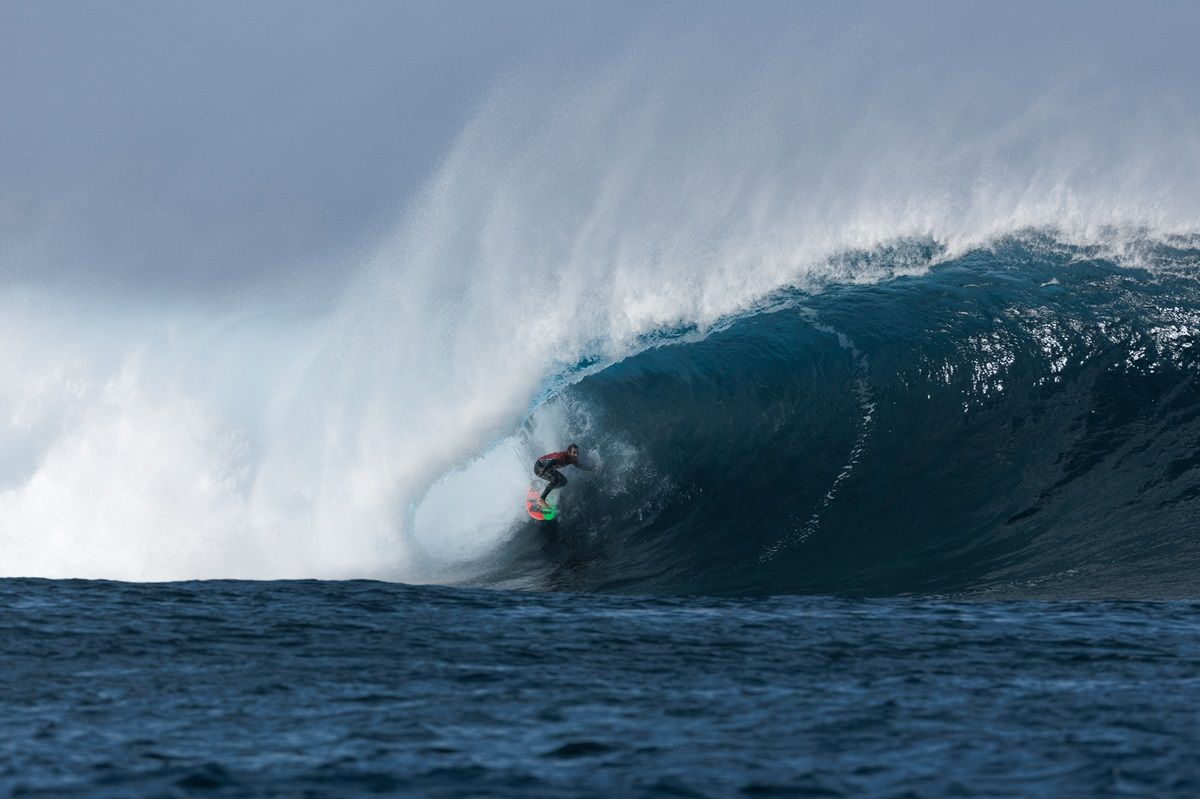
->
(0, 1, 649, 299)
(2, 1, 1197, 304)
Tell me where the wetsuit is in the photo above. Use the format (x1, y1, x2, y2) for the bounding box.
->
(534, 450, 590, 501)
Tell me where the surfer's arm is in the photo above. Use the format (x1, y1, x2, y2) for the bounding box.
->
(574, 458, 596, 471)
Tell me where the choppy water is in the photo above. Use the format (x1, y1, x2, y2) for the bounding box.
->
(4, 579, 1199, 797)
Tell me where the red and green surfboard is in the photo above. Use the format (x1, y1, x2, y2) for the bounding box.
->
(525, 487, 557, 521)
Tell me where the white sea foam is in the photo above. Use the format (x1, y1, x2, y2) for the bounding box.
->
(2, 6, 1198, 580)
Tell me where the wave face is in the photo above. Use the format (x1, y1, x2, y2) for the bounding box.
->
(480, 236, 1200, 598)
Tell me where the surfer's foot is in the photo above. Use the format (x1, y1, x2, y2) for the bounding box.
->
(537, 499, 550, 510)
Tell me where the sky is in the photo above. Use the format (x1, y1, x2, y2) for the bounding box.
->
(2, 1, 1198, 304)
(0, 1, 644, 300)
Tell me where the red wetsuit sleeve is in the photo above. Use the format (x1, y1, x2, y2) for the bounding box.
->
(538, 451, 577, 467)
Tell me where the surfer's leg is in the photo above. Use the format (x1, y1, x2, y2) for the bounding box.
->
(540, 469, 567, 501)
(532, 466, 550, 507)
(542, 467, 559, 499)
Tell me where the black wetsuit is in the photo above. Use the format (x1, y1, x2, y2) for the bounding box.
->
(534, 450, 589, 501)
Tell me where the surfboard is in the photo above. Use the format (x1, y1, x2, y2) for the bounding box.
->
(525, 487, 557, 521)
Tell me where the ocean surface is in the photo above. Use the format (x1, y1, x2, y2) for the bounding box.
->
(4, 579, 1200, 798)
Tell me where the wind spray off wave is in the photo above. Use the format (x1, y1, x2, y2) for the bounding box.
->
(2, 3, 1198, 587)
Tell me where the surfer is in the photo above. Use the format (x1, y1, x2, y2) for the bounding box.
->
(533, 443, 593, 510)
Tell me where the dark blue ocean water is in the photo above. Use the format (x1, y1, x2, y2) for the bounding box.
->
(4, 579, 1200, 798)
(7, 238, 1200, 796)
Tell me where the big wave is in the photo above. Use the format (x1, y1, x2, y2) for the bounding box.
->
(2, 4, 1198, 595)
(475, 235, 1200, 597)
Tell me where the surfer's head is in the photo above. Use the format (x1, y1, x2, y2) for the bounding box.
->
(567, 443, 579, 457)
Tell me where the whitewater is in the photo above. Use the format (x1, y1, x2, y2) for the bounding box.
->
(2, 3, 1198, 593)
